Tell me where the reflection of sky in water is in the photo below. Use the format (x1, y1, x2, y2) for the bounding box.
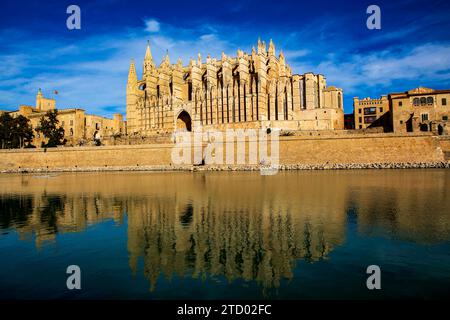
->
(0, 170, 449, 299)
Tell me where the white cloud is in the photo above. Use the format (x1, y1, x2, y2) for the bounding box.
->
(199, 34, 217, 42)
(0, 54, 28, 78)
(290, 42, 450, 96)
(284, 49, 309, 59)
(144, 19, 160, 33)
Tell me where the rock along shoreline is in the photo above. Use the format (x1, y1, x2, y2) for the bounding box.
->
(1, 162, 450, 174)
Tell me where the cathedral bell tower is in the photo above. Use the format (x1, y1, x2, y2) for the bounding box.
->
(126, 59, 138, 134)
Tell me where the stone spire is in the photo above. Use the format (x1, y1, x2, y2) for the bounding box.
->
(145, 41, 153, 61)
(162, 50, 170, 66)
(128, 59, 138, 84)
(258, 39, 267, 55)
(143, 41, 154, 74)
(268, 39, 275, 56)
(279, 50, 285, 66)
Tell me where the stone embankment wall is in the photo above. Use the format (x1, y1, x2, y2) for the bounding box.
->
(0, 133, 447, 172)
(439, 136, 450, 161)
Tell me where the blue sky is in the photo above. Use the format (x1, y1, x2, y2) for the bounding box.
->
(1, 0, 450, 117)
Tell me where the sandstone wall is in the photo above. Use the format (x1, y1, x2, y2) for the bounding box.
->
(0, 144, 174, 170)
(279, 134, 444, 165)
(439, 137, 450, 152)
(0, 134, 446, 171)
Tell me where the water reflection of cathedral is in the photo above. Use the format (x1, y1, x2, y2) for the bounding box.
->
(126, 173, 348, 291)
(0, 170, 448, 291)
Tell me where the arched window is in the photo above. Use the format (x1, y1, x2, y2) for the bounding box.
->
(195, 89, 199, 115)
(420, 97, 427, 106)
(243, 84, 247, 122)
(284, 86, 288, 120)
(427, 97, 434, 105)
(188, 82, 192, 101)
(413, 98, 420, 106)
(275, 83, 279, 120)
(314, 81, 318, 108)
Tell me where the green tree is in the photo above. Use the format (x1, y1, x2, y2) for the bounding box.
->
(11, 115, 34, 148)
(36, 109, 66, 148)
(0, 113, 14, 149)
(0, 113, 34, 149)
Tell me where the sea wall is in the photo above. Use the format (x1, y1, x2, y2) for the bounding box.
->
(439, 136, 450, 152)
(280, 134, 444, 165)
(0, 133, 447, 172)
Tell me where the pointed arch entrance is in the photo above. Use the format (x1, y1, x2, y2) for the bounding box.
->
(176, 110, 192, 132)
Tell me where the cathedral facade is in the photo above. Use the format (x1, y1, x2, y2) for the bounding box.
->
(126, 39, 344, 135)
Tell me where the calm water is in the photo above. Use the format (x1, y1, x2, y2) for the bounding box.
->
(0, 170, 449, 300)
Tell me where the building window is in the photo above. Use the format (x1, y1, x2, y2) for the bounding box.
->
(421, 114, 429, 122)
(364, 107, 376, 115)
(364, 116, 376, 124)
(427, 97, 434, 105)
(70, 128, 73, 136)
(96, 123, 100, 130)
(359, 108, 362, 114)
(379, 107, 383, 113)
(399, 101, 402, 107)
(400, 120, 403, 124)
(420, 97, 427, 106)
(443, 98, 447, 106)
(443, 116, 448, 121)
(413, 98, 420, 106)
(359, 125, 362, 129)
(359, 117, 362, 123)
(70, 120, 73, 126)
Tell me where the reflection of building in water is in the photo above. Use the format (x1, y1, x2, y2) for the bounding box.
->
(0, 190, 124, 248)
(1, 170, 449, 291)
(345, 170, 450, 243)
(0, 172, 348, 291)
(125, 173, 348, 291)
